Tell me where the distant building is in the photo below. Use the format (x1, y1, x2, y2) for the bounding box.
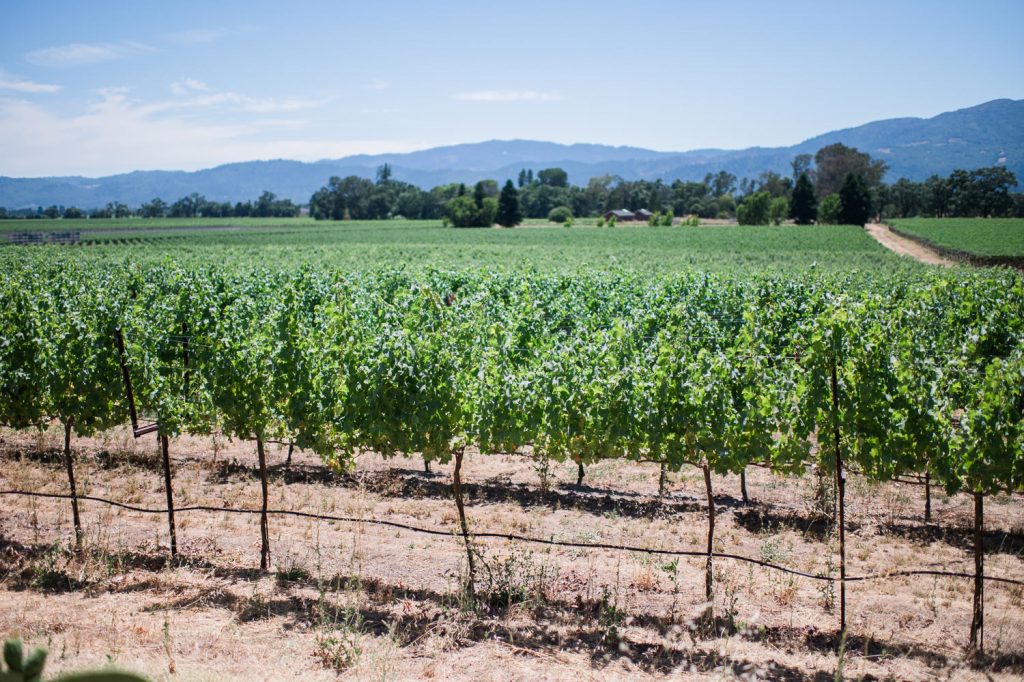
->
(634, 209, 654, 221)
(604, 209, 636, 221)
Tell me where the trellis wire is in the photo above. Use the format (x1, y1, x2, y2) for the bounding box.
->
(2, 489, 1021, 587)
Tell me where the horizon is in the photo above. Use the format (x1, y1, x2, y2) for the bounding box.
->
(2, 0, 1023, 177)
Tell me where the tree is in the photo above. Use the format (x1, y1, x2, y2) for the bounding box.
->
(887, 178, 925, 219)
(445, 195, 496, 227)
(496, 180, 523, 227)
(707, 170, 737, 198)
(814, 143, 887, 199)
(838, 173, 871, 226)
(949, 166, 1018, 217)
(140, 198, 167, 218)
(169, 193, 204, 218)
(376, 163, 392, 185)
(791, 153, 813, 181)
(925, 175, 952, 217)
(769, 197, 789, 225)
(818, 194, 842, 224)
(790, 172, 817, 224)
(755, 171, 793, 198)
(107, 201, 131, 218)
(736, 192, 771, 225)
(716, 194, 736, 218)
(1014, 193, 1024, 218)
(62, 207, 85, 219)
(537, 168, 568, 188)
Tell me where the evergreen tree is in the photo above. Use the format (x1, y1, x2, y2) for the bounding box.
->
(838, 172, 871, 226)
(790, 172, 818, 224)
(496, 180, 523, 227)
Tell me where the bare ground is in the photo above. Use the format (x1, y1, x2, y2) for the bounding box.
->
(1, 426, 1022, 681)
(865, 223, 956, 267)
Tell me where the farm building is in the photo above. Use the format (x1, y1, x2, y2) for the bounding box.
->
(604, 209, 636, 221)
(634, 209, 654, 221)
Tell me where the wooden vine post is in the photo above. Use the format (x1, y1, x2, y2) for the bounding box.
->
(702, 462, 715, 629)
(924, 470, 931, 523)
(255, 435, 271, 571)
(451, 446, 476, 599)
(739, 468, 749, 504)
(62, 417, 83, 551)
(830, 351, 847, 635)
(969, 492, 984, 652)
(160, 435, 178, 557)
(115, 328, 176, 559)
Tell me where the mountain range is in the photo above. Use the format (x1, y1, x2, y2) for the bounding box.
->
(1, 99, 1021, 209)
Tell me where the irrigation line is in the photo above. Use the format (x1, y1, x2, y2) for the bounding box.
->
(3, 489, 1021, 587)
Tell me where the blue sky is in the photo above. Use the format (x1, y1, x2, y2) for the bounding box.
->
(1, 0, 1022, 177)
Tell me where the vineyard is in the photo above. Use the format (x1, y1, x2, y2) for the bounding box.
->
(890, 218, 1024, 270)
(3, 218, 923, 274)
(1, 249, 1023, 679)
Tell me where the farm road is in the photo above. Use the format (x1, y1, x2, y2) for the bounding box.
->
(865, 222, 955, 266)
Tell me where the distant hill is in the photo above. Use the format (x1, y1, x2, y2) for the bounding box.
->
(1, 99, 1021, 209)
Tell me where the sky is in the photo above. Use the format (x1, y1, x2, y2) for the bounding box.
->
(0, 0, 1022, 177)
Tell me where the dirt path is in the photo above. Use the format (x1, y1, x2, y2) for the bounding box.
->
(865, 222, 955, 267)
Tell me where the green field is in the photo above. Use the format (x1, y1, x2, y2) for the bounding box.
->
(1, 218, 925, 275)
(890, 218, 1024, 258)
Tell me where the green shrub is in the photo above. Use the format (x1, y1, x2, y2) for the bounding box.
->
(770, 197, 789, 225)
(818, 194, 842, 224)
(445, 196, 497, 227)
(547, 206, 573, 224)
(737, 192, 772, 225)
(648, 210, 674, 227)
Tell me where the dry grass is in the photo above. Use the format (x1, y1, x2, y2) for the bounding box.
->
(1, 426, 1022, 681)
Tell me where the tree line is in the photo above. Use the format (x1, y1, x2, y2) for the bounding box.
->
(308, 145, 1021, 227)
(1, 190, 300, 221)
(2, 145, 1020, 226)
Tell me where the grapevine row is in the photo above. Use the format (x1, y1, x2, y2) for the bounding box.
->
(1, 258, 1022, 649)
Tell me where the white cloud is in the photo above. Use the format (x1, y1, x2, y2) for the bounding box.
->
(25, 41, 155, 67)
(0, 68, 61, 93)
(364, 79, 391, 90)
(456, 90, 562, 102)
(170, 78, 212, 95)
(163, 81, 320, 113)
(0, 90, 421, 176)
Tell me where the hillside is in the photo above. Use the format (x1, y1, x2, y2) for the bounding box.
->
(1, 99, 1020, 208)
